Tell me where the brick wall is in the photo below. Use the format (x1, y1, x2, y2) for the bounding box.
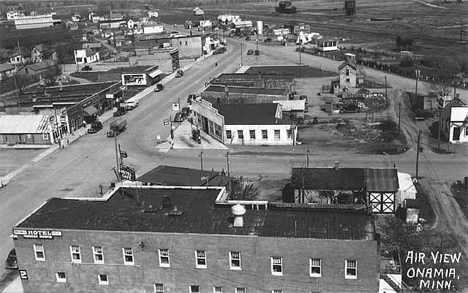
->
(15, 229, 379, 293)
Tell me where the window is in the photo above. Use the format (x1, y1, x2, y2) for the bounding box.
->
(123, 248, 134, 265)
(34, 244, 45, 261)
(237, 130, 244, 139)
(70, 245, 81, 263)
(190, 285, 200, 293)
(159, 249, 170, 267)
(98, 274, 109, 285)
(229, 251, 241, 269)
(56, 272, 66, 283)
(287, 129, 293, 139)
(274, 130, 280, 140)
(345, 69, 350, 76)
(346, 78, 350, 83)
(185, 41, 188, 45)
(195, 250, 207, 268)
(262, 130, 268, 139)
(154, 283, 164, 293)
(310, 259, 321, 277)
(213, 287, 223, 293)
(226, 130, 232, 139)
(249, 130, 256, 139)
(236, 288, 246, 293)
(93, 246, 104, 264)
(271, 257, 283, 276)
(345, 260, 357, 279)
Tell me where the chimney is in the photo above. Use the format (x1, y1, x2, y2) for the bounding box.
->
(334, 160, 340, 170)
(231, 203, 246, 227)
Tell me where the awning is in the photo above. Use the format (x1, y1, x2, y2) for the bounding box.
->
(148, 69, 163, 78)
(83, 105, 98, 116)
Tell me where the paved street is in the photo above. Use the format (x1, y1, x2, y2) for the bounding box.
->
(1, 35, 468, 292)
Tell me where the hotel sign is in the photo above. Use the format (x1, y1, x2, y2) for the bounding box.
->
(13, 229, 62, 239)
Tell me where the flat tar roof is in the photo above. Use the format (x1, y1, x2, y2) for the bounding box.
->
(204, 86, 288, 96)
(16, 186, 374, 240)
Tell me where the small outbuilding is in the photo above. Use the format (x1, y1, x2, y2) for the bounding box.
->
(0, 115, 53, 145)
(193, 7, 204, 16)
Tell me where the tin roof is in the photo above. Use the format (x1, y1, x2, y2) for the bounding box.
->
(0, 63, 15, 73)
(16, 186, 375, 240)
(292, 167, 398, 192)
(0, 115, 49, 134)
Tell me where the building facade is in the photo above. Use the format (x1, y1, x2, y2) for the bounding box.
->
(170, 35, 203, 59)
(441, 101, 468, 143)
(0, 115, 53, 145)
(74, 49, 100, 65)
(339, 60, 357, 88)
(13, 185, 380, 293)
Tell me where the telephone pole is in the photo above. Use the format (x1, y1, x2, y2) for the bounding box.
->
(199, 151, 204, 171)
(398, 101, 401, 135)
(384, 75, 388, 98)
(415, 130, 421, 179)
(415, 70, 420, 96)
(306, 150, 310, 167)
(226, 152, 230, 177)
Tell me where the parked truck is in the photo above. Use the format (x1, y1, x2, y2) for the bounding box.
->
(107, 119, 127, 137)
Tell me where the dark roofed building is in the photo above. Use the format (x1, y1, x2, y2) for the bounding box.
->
(202, 85, 289, 104)
(290, 164, 399, 213)
(137, 165, 231, 186)
(13, 185, 379, 293)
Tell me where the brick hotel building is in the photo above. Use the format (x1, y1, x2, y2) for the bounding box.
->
(12, 185, 380, 293)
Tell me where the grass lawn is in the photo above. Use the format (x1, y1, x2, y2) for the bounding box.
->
(70, 72, 102, 82)
(244, 65, 336, 78)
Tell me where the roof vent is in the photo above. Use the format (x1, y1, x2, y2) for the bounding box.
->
(168, 205, 184, 217)
(162, 196, 172, 209)
(334, 160, 340, 170)
(231, 203, 246, 227)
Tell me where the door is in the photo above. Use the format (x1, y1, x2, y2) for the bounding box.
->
(452, 127, 461, 141)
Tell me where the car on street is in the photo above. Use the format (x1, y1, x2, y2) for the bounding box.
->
(247, 49, 254, 55)
(176, 69, 184, 78)
(254, 49, 260, 55)
(5, 249, 17, 269)
(81, 65, 92, 71)
(87, 121, 103, 134)
(154, 84, 164, 92)
(122, 100, 139, 110)
(213, 47, 227, 55)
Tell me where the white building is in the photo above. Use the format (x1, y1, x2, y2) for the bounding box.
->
(191, 100, 297, 146)
(148, 11, 159, 18)
(441, 101, 468, 143)
(316, 36, 339, 52)
(74, 48, 100, 65)
(7, 10, 24, 20)
(142, 23, 164, 34)
(14, 13, 56, 30)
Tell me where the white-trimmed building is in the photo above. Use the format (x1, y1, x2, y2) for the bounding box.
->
(441, 98, 468, 143)
(316, 36, 338, 52)
(191, 100, 297, 145)
(74, 48, 100, 65)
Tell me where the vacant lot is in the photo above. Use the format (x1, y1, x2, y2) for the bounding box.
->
(244, 65, 336, 78)
(0, 149, 44, 177)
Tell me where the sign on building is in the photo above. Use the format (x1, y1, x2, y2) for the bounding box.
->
(13, 229, 63, 239)
(122, 73, 147, 86)
(172, 102, 180, 111)
(120, 165, 136, 181)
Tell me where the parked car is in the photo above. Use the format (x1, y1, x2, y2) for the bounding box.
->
(122, 100, 139, 110)
(339, 105, 360, 113)
(154, 84, 164, 92)
(245, 36, 251, 41)
(87, 121, 103, 134)
(254, 49, 260, 55)
(113, 107, 127, 117)
(5, 249, 17, 269)
(213, 47, 227, 55)
(247, 49, 254, 55)
(81, 65, 92, 71)
(264, 37, 273, 42)
(176, 69, 184, 78)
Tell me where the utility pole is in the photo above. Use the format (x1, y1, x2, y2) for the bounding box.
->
(199, 151, 204, 171)
(398, 101, 401, 135)
(299, 44, 302, 64)
(240, 42, 243, 67)
(306, 150, 310, 167)
(226, 151, 230, 177)
(416, 130, 421, 179)
(384, 75, 388, 98)
(415, 70, 420, 96)
(437, 104, 442, 152)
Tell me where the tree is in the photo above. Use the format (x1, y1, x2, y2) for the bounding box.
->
(13, 73, 34, 94)
(396, 36, 402, 51)
(41, 64, 62, 86)
(228, 177, 260, 200)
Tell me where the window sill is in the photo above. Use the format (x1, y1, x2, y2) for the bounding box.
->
(310, 274, 321, 278)
(229, 267, 242, 270)
(345, 276, 357, 279)
(123, 262, 134, 266)
(195, 266, 207, 269)
(272, 272, 283, 276)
